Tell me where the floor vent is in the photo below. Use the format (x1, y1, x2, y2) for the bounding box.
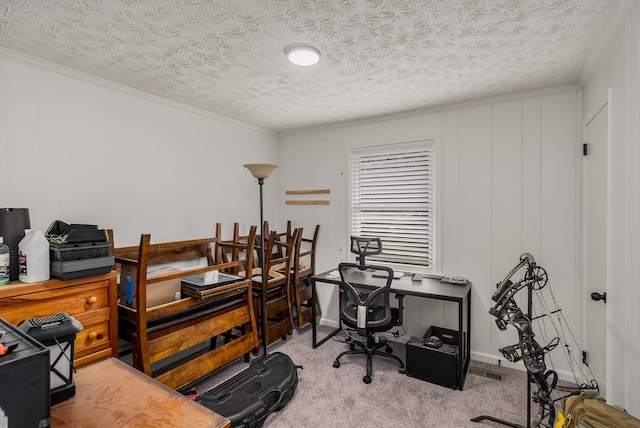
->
(469, 367, 503, 381)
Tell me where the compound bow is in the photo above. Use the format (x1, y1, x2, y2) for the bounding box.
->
(488, 253, 598, 427)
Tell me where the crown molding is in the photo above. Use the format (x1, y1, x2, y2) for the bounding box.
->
(278, 84, 579, 137)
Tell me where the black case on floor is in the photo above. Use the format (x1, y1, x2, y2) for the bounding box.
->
(196, 352, 298, 428)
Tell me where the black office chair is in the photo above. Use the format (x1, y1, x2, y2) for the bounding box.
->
(332, 262, 406, 384)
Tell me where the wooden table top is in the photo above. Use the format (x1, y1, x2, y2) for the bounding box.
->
(51, 358, 230, 428)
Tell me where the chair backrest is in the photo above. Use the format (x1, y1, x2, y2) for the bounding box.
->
(271, 227, 300, 273)
(254, 229, 276, 272)
(216, 223, 257, 275)
(338, 262, 395, 336)
(259, 221, 290, 262)
(294, 224, 320, 276)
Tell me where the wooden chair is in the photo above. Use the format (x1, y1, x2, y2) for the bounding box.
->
(215, 222, 250, 273)
(259, 221, 320, 328)
(251, 228, 300, 352)
(209, 222, 258, 352)
(111, 227, 259, 390)
(289, 225, 318, 327)
(257, 221, 289, 267)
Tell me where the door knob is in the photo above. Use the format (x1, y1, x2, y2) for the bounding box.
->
(590, 292, 607, 303)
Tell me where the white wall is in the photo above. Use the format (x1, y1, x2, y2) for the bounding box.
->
(0, 50, 279, 247)
(579, 0, 640, 416)
(277, 88, 582, 379)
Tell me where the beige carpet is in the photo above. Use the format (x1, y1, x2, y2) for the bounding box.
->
(189, 324, 567, 427)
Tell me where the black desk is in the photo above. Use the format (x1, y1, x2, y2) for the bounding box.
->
(311, 269, 472, 390)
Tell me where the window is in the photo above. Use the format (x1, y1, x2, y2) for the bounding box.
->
(350, 140, 436, 271)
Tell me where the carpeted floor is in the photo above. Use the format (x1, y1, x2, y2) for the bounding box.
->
(189, 325, 567, 427)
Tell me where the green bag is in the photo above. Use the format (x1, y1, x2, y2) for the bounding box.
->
(559, 393, 640, 428)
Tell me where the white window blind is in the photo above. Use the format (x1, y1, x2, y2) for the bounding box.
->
(351, 141, 434, 269)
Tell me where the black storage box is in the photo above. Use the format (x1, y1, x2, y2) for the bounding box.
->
(0, 317, 50, 428)
(50, 255, 114, 280)
(406, 326, 460, 389)
(50, 242, 111, 262)
(195, 352, 298, 428)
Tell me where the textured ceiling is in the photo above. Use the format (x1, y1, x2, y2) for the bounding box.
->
(0, 0, 619, 133)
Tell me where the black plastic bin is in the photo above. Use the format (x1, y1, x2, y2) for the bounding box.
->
(406, 326, 460, 389)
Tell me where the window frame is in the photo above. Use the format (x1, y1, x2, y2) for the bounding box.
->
(348, 137, 441, 274)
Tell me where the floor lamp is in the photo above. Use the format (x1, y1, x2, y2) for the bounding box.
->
(244, 163, 278, 357)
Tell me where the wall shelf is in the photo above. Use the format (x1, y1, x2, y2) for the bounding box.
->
(285, 189, 330, 195)
(285, 200, 330, 205)
(285, 188, 330, 205)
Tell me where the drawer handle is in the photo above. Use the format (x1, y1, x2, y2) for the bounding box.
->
(86, 296, 98, 305)
(88, 331, 103, 341)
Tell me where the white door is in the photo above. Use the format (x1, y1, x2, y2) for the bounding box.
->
(583, 103, 608, 397)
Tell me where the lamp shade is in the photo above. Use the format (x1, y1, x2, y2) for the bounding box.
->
(244, 164, 278, 179)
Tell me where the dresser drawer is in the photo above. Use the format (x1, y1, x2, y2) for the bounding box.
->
(74, 315, 111, 361)
(0, 281, 110, 325)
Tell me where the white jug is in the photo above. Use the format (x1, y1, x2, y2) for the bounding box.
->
(18, 229, 50, 283)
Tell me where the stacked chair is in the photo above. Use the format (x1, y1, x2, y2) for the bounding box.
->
(265, 221, 321, 328)
(290, 224, 320, 327)
(217, 223, 299, 353)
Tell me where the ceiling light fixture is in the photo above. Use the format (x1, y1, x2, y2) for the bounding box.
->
(285, 45, 321, 66)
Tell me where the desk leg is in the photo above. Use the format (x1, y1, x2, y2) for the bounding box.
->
(457, 299, 464, 390)
(456, 288, 472, 390)
(466, 288, 471, 373)
(311, 278, 341, 349)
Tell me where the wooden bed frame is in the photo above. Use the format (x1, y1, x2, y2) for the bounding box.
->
(109, 226, 258, 390)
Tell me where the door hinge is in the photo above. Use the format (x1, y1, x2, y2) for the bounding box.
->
(583, 143, 588, 156)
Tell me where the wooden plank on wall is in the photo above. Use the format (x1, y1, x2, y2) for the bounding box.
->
(285, 200, 330, 205)
(285, 189, 330, 195)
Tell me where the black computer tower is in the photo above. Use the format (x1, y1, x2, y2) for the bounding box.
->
(406, 326, 460, 389)
(0, 317, 50, 427)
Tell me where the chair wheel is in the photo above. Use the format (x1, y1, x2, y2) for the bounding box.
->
(385, 346, 393, 353)
(399, 367, 406, 374)
(333, 360, 340, 368)
(363, 375, 371, 384)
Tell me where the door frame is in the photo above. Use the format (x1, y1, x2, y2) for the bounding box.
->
(581, 89, 613, 397)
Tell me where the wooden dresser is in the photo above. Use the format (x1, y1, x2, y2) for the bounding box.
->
(0, 271, 118, 368)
